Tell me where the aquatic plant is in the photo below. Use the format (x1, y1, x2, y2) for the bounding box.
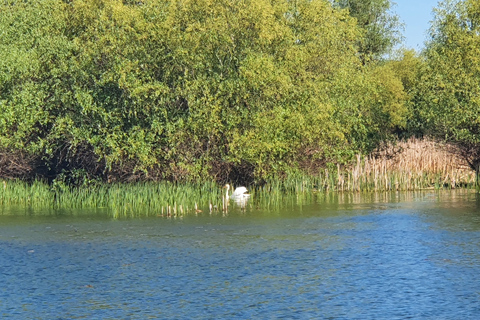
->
(0, 138, 475, 216)
(0, 180, 227, 218)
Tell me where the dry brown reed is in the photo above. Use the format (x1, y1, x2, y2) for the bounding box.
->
(343, 137, 476, 191)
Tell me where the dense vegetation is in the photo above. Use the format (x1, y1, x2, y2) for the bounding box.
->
(411, 0, 480, 179)
(0, 0, 479, 187)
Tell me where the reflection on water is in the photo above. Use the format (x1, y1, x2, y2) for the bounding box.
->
(229, 194, 250, 209)
(1, 190, 480, 319)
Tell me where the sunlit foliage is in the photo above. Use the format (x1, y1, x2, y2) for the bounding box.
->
(331, 0, 404, 62)
(413, 0, 480, 176)
(0, 0, 408, 184)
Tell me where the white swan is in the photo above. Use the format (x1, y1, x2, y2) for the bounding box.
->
(223, 184, 250, 200)
(223, 184, 250, 210)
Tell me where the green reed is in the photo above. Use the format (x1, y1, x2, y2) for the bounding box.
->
(250, 164, 476, 211)
(0, 179, 227, 217)
(0, 157, 475, 217)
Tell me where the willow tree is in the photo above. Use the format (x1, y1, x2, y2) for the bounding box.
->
(0, 0, 74, 179)
(414, 0, 480, 181)
(332, 0, 404, 62)
(0, 0, 410, 183)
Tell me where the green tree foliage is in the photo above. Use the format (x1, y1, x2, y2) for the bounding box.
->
(332, 0, 404, 62)
(0, 0, 409, 183)
(388, 50, 422, 96)
(413, 0, 480, 175)
(387, 49, 423, 136)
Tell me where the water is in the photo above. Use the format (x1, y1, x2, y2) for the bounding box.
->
(1, 190, 480, 319)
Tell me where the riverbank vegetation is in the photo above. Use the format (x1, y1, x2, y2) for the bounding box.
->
(1, 0, 480, 211)
(1, 137, 476, 216)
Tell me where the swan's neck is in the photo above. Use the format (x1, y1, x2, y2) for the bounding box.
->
(225, 186, 230, 200)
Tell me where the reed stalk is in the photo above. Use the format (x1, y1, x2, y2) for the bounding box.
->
(0, 180, 226, 217)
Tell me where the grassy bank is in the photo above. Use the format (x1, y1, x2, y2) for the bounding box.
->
(0, 138, 475, 216)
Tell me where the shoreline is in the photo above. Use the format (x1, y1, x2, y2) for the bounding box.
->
(0, 138, 476, 216)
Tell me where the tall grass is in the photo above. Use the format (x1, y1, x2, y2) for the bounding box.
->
(311, 139, 472, 190)
(348, 137, 476, 191)
(250, 138, 476, 209)
(0, 180, 226, 217)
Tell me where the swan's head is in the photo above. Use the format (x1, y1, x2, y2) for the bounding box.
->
(223, 184, 231, 192)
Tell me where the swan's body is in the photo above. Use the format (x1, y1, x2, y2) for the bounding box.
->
(223, 184, 250, 200)
(232, 186, 249, 197)
(223, 184, 250, 210)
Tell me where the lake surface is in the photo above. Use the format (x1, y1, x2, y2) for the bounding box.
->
(1, 190, 480, 319)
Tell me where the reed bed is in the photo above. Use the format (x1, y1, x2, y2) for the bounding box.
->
(0, 138, 476, 216)
(0, 180, 226, 218)
(251, 138, 476, 210)
(346, 137, 476, 192)
(286, 138, 474, 192)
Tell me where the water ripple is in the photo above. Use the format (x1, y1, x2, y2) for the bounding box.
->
(1, 191, 480, 319)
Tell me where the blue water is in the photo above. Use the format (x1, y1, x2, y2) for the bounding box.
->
(1, 191, 480, 319)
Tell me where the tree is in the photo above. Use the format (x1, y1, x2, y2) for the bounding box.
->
(414, 0, 480, 180)
(332, 0, 404, 62)
(387, 49, 423, 137)
(0, 0, 411, 183)
(0, 0, 75, 179)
